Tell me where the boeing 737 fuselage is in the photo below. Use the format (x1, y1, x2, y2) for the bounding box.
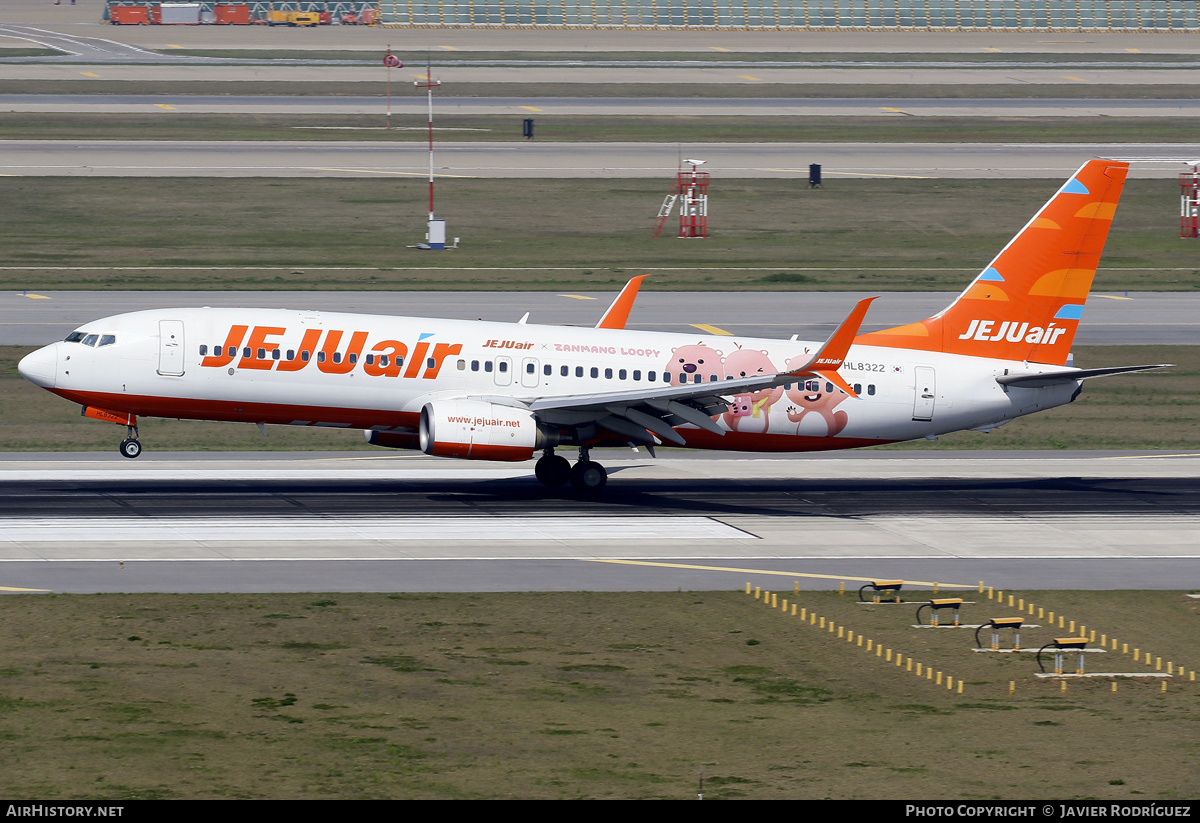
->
(18, 160, 1166, 492)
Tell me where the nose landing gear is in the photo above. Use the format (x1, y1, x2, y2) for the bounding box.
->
(119, 424, 141, 459)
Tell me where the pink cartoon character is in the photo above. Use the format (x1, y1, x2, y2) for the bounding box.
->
(783, 354, 849, 436)
(721, 347, 783, 433)
(666, 343, 724, 386)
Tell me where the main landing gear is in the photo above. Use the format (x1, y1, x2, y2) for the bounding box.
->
(119, 424, 141, 459)
(534, 448, 607, 493)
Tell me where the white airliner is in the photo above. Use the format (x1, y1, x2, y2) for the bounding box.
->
(19, 160, 1165, 492)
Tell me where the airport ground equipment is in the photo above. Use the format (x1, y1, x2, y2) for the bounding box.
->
(1038, 637, 1089, 675)
(809, 164, 822, 190)
(916, 598, 964, 627)
(975, 617, 1024, 651)
(859, 580, 904, 604)
(1182, 165, 1200, 238)
(654, 160, 708, 239)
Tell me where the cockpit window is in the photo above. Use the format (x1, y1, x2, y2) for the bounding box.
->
(82, 334, 99, 347)
(65, 332, 86, 343)
(98, 334, 116, 347)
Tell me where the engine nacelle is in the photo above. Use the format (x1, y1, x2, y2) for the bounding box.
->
(419, 399, 539, 462)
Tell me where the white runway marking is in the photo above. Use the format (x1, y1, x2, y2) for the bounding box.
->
(0, 516, 752, 560)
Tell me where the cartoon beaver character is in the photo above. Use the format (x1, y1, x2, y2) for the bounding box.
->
(783, 354, 849, 437)
(667, 343, 724, 386)
(721, 347, 783, 434)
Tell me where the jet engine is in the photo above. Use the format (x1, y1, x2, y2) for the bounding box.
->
(419, 399, 540, 461)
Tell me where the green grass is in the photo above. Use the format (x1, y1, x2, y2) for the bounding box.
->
(0, 48, 59, 58)
(2, 345, 1193, 453)
(0, 589, 1194, 798)
(1, 112, 1195, 144)
(0, 178, 1195, 292)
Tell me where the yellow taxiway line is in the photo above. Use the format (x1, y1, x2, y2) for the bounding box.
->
(582, 559, 976, 589)
(690, 323, 733, 336)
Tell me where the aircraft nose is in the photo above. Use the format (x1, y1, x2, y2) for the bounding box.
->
(18, 344, 57, 388)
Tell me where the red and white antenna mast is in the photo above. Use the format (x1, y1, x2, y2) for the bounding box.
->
(414, 59, 447, 249)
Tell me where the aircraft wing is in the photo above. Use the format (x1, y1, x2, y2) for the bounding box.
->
(525, 297, 876, 446)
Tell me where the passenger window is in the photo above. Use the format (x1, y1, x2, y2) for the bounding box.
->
(633, 370, 641, 381)
(471, 360, 479, 371)
(199, 345, 208, 356)
(272, 349, 281, 360)
(604, 368, 613, 379)
(527, 362, 536, 374)
(498, 360, 507, 373)
(619, 369, 627, 380)
(286, 350, 295, 361)
(317, 352, 326, 363)
(243, 347, 251, 358)
(826, 382, 834, 393)
(485, 361, 493, 373)
(365, 354, 375, 365)
(301, 351, 310, 362)
(457, 359, 466, 370)
(258, 348, 267, 359)
(590, 367, 599, 378)
(560, 365, 568, 377)
(427, 357, 435, 369)
(543, 364, 551, 376)
(332, 352, 342, 364)
(575, 366, 583, 377)
(648, 371, 656, 382)
(868, 384, 876, 396)
(380, 355, 389, 367)
(348, 353, 357, 364)
(853, 383, 861, 395)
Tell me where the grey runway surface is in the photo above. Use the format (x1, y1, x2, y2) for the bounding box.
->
(6, 62, 1200, 85)
(1, 452, 1197, 594)
(5, 94, 1200, 118)
(2, 290, 1192, 346)
(0, 140, 1194, 178)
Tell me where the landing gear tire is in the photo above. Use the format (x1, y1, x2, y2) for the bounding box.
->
(570, 460, 607, 494)
(119, 438, 141, 459)
(535, 454, 572, 488)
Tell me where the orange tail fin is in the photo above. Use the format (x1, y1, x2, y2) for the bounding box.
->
(858, 160, 1129, 366)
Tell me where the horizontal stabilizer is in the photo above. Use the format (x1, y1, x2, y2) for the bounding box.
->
(997, 363, 1171, 389)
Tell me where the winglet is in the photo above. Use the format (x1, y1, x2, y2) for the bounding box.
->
(596, 274, 650, 330)
(784, 297, 876, 398)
